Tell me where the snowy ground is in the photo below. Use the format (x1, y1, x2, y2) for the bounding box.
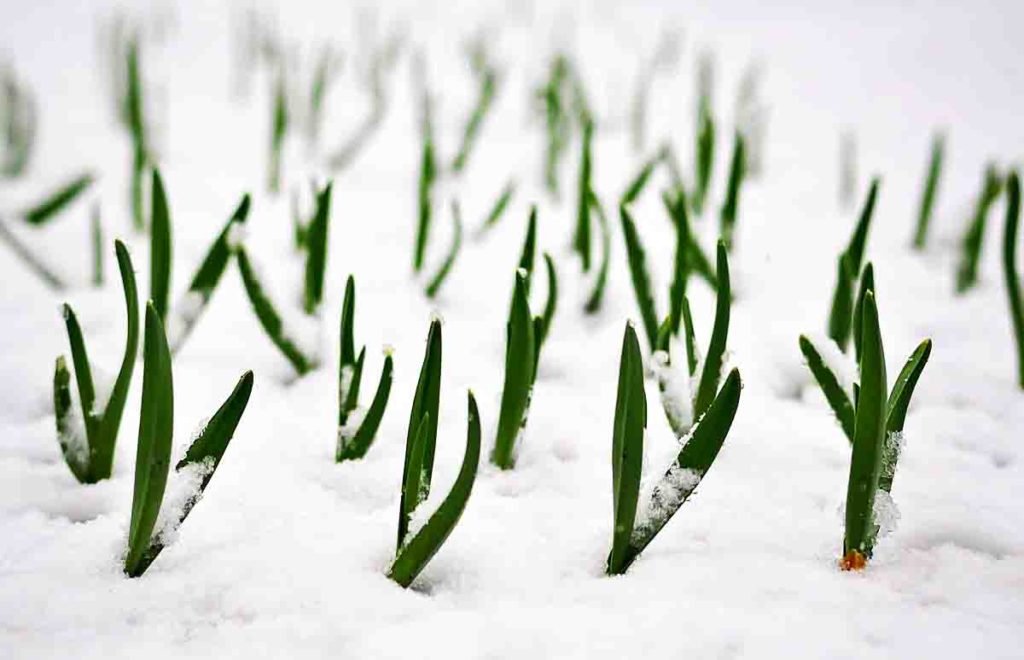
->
(2, 1, 1024, 658)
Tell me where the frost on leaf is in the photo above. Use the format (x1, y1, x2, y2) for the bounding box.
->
(632, 465, 703, 545)
(57, 401, 89, 475)
(872, 489, 900, 538)
(880, 431, 905, 480)
(338, 364, 354, 407)
(152, 457, 216, 548)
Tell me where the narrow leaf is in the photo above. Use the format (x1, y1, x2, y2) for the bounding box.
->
(491, 271, 536, 469)
(799, 335, 855, 442)
(619, 204, 659, 352)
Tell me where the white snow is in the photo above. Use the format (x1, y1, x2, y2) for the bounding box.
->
(650, 347, 693, 437)
(150, 456, 216, 549)
(225, 222, 248, 251)
(2, 1, 1024, 658)
(337, 405, 367, 446)
(632, 465, 703, 545)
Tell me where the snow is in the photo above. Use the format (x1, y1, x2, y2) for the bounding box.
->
(150, 456, 216, 549)
(2, 0, 1024, 658)
(632, 464, 703, 545)
(337, 405, 367, 446)
(650, 347, 693, 437)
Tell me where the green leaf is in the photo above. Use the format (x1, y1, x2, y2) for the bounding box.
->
(619, 204, 659, 352)
(413, 136, 436, 272)
(149, 169, 172, 321)
(573, 119, 594, 271)
(607, 322, 646, 576)
(269, 72, 288, 194)
(518, 206, 538, 286)
(851, 262, 875, 364)
(235, 246, 315, 375)
(22, 173, 94, 225)
(957, 164, 1003, 293)
(843, 291, 887, 561)
(681, 296, 699, 378)
(476, 179, 516, 237)
(719, 132, 746, 250)
(337, 353, 393, 462)
(389, 391, 481, 588)
(693, 242, 731, 421)
(491, 270, 536, 470)
(398, 319, 442, 548)
(584, 190, 611, 313)
(912, 132, 944, 250)
(61, 304, 97, 439)
(125, 303, 175, 578)
(664, 188, 691, 334)
(452, 65, 497, 173)
(692, 100, 715, 215)
(125, 38, 147, 166)
(621, 149, 662, 206)
(339, 275, 357, 369)
(341, 348, 366, 424)
(799, 335, 855, 442)
(1004, 171, 1024, 389)
(846, 177, 880, 275)
(880, 339, 931, 493)
(425, 200, 464, 298)
(623, 368, 742, 571)
(827, 253, 855, 353)
(303, 182, 332, 314)
(538, 252, 558, 346)
(53, 356, 89, 482)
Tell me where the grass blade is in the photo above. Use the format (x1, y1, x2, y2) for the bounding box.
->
(125, 303, 174, 578)
(389, 391, 481, 588)
(573, 119, 593, 270)
(53, 356, 89, 482)
(491, 271, 536, 469)
(23, 173, 94, 225)
(607, 322, 646, 576)
(337, 352, 394, 462)
(413, 135, 436, 272)
(624, 368, 742, 570)
(621, 149, 663, 206)
(692, 100, 715, 215)
(149, 169, 172, 321)
(879, 339, 931, 494)
(827, 253, 855, 352)
(268, 72, 287, 194)
(851, 262, 875, 364)
(0, 217, 66, 289)
(719, 132, 746, 250)
(681, 296, 699, 377)
(452, 65, 497, 173)
(912, 133, 945, 250)
(584, 190, 611, 313)
(842, 291, 887, 567)
(236, 246, 315, 375)
(303, 182, 332, 314)
(398, 319, 442, 548)
(475, 178, 516, 237)
(956, 164, 1003, 293)
(799, 335, 855, 442)
(518, 206, 538, 285)
(1004, 171, 1024, 388)
(664, 189, 690, 334)
(538, 252, 558, 344)
(619, 203, 659, 352)
(693, 242, 731, 421)
(425, 201, 464, 298)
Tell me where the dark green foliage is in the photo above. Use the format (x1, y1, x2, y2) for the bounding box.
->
(538, 252, 558, 346)
(692, 99, 715, 214)
(336, 276, 394, 462)
(476, 179, 516, 237)
(398, 319, 442, 548)
(584, 191, 611, 313)
(719, 132, 746, 250)
(303, 182, 332, 314)
(851, 263, 875, 364)
(425, 201, 464, 298)
(956, 164, 1003, 293)
(125, 38, 149, 230)
(540, 55, 571, 197)
(518, 206, 538, 282)
(912, 133, 945, 250)
(574, 119, 594, 270)
(149, 169, 172, 321)
(389, 392, 481, 588)
(452, 59, 497, 173)
(843, 292, 886, 562)
(607, 322, 742, 575)
(619, 204, 659, 352)
(125, 304, 253, 577)
(1003, 171, 1024, 388)
(661, 191, 718, 293)
(53, 241, 139, 483)
(414, 135, 436, 272)
(828, 178, 880, 351)
(23, 173, 94, 225)
(621, 148, 665, 206)
(798, 336, 855, 442)
(491, 271, 536, 470)
(268, 70, 288, 194)
(665, 189, 690, 334)
(692, 242, 731, 421)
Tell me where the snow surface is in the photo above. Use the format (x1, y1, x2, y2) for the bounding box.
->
(2, 0, 1024, 658)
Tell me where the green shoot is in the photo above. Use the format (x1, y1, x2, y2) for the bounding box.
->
(573, 118, 594, 271)
(539, 55, 571, 197)
(584, 191, 611, 314)
(307, 45, 341, 148)
(475, 178, 516, 238)
(491, 270, 536, 470)
(608, 322, 742, 575)
(664, 189, 690, 334)
(124, 303, 253, 577)
(425, 201, 464, 298)
(619, 204, 659, 352)
(518, 206, 538, 285)
(397, 319, 442, 548)
(388, 391, 481, 588)
(692, 243, 732, 420)
(414, 133, 436, 272)
(125, 38, 149, 230)
(336, 276, 394, 462)
(827, 178, 880, 352)
(1003, 171, 1023, 388)
(538, 252, 558, 347)
(621, 146, 666, 206)
(911, 132, 945, 250)
(719, 132, 747, 251)
(661, 191, 718, 292)
(956, 164, 1003, 293)
(798, 336, 855, 442)
(452, 55, 498, 173)
(168, 194, 251, 354)
(149, 169, 172, 321)
(53, 240, 139, 483)
(303, 182, 332, 314)
(23, 173, 94, 225)
(268, 69, 288, 194)
(692, 98, 715, 215)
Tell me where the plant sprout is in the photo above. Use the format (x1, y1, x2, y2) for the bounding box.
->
(911, 132, 945, 250)
(1002, 171, 1023, 389)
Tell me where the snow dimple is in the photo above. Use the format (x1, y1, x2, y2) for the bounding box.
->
(152, 457, 216, 548)
(632, 465, 703, 545)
